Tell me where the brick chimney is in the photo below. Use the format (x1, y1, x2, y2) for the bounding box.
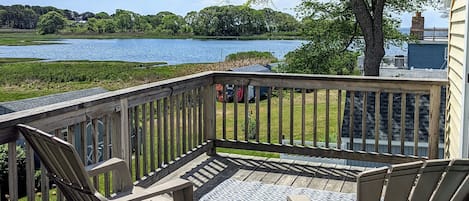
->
(411, 12, 425, 40)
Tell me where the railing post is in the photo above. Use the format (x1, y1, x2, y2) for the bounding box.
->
(111, 98, 130, 192)
(428, 85, 441, 159)
(203, 84, 216, 156)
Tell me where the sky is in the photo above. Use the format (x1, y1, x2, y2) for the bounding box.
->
(2, 0, 449, 28)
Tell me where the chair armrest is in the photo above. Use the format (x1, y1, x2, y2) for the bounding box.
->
(111, 178, 193, 201)
(85, 158, 133, 190)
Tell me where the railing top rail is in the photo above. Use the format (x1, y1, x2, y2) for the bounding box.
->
(211, 71, 448, 84)
(0, 71, 214, 143)
(211, 71, 448, 91)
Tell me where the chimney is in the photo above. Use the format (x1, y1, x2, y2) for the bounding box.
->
(411, 12, 425, 40)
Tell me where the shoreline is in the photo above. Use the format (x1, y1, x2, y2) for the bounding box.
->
(0, 31, 305, 46)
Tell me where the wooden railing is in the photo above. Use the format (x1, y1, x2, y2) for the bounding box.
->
(0, 71, 447, 200)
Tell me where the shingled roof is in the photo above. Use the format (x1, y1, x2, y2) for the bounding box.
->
(0, 87, 108, 115)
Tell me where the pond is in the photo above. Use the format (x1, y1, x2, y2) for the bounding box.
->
(0, 38, 407, 64)
(0, 39, 306, 64)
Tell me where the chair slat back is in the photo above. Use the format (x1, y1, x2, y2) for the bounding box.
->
(17, 124, 105, 201)
(451, 176, 469, 201)
(357, 167, 388, 201)
(383, 161, 423, 201)
(409, 159, 450, 201)
(431, 159, 469, 201)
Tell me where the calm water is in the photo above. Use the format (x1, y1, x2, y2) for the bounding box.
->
(0, 39, 306, 64)
(0, 38, 406, 64)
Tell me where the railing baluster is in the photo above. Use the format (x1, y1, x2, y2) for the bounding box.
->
(234, 85, 239, 141)
(278, 87, 283, 144)
(375, 91, 381, 152)
(255, 86, 260, 142)
(56, 129, 65, 201)
(92, 119, 99, 187)
(301, 89, 306, 146)
(170, 95, 175, 161)
(198, 88, 203, 144)
(142, 104, 148, 175)
(400, 93, 407, 155)
(414, 94, 420, 156)
(8, 142, 18, 201)
(163, 97, 169, 165)
(290, 88, 294, 145)
(326, 89, 330, 148)
(182, 93, 187, 153)
(103, 115, 110, 197)
(187, 92, 192, 150)
(149, 101, 156, 170)
(222, 85, 227, 139)
(41, 163, 49, 201)
(176, 94, 181, 157)
(267, 87, 272, 144)
(80, 122, 87, 165)
(157, 99, 162, 168)
(388, 93, 393, 153)
(134, 106, 140, 179)
(362, 92, 367, 151)
(337, 90, 342, 150)
(349, 91, 354, 150)
(244, 85, 249, 141)
(26, 143, 35, 201)
(313, 89, 318, 147)
(193, 89, 198, 147)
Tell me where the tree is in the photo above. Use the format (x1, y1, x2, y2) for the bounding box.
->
(37, 11, 66, 34)
(246, 0, 429, 76)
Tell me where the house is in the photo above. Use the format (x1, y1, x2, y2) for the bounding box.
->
(446, 0, 469, 159)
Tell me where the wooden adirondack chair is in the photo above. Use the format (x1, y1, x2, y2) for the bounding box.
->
(17, 124, 193, 201)
(289, 159, 469, 201)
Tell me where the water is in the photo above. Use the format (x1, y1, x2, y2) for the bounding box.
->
(0, 39, 305, 64)
(0, 38, 407, 64)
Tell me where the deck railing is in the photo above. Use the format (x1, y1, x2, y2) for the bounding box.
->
(0, 71, 447, 200)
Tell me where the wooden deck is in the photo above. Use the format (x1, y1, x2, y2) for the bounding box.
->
(153, 153, 370, 200)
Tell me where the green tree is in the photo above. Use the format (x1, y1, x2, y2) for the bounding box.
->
(246, 0, 431, 76)
(37, 11, 66, 34)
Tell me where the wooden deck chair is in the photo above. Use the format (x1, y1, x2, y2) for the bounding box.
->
(357, 159, 469, 201)
(289, 159, 469, 201)
(17, 124, 193, 201)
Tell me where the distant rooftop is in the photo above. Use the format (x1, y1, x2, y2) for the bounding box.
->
(380, 68, 447, 79)
(0, 87, 108, 115)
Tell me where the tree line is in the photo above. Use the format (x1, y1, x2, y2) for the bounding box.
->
(0, 4, 301, 36)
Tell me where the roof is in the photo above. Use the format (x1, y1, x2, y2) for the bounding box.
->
(229, 64, 271, 73)
(0, 87, 108, 115)
(380, 69, 447, 79)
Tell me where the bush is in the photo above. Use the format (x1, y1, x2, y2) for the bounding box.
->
(282, 42, 358, 75)
(0, 145, 27, 200)
(225, 51, 278, 63)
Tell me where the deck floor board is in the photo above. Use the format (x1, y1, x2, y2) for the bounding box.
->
(153, 153, 367, 200)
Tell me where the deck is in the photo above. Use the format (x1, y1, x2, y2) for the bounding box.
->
(154, 153, 368, 200)
(0, 71, 447, 200)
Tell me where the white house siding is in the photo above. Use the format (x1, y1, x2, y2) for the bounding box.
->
(447, 0, 467, 158)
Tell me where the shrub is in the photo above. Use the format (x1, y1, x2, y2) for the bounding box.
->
(225, 51, 278, 63)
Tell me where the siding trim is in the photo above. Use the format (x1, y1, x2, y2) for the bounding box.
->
(459, 2, 469, 158)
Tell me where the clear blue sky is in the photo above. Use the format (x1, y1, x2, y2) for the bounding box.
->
(2, 0, 449, 28)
